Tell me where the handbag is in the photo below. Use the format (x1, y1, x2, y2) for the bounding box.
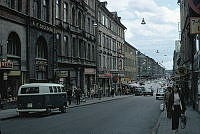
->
(180, 113, 187, 129)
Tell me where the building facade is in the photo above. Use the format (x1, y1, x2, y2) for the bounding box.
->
(0, 0, 97, 99)
(96, 1, 126, 96)
(124, 42, 137, 82)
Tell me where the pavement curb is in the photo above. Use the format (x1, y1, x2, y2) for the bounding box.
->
(152, 110, 165, 134)
(69, 95, 132, 108)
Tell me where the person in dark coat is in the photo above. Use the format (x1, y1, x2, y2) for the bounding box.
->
(74, 88, 81, 105)
(168, 85, 186, 134)
(67, 89, 72, 105)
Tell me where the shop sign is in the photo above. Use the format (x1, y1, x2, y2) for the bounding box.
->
(189, 0, 200, 15)
(36, 60, 47, 71)
(99, 73, 112, 77)
(0, 61, 13, 69)
(56, 71, 68, 77)
(31, 19, 53, 33)
(84, 68, 96, 75)
(7, 71, 21, 76)
(190, 17, 200, 34)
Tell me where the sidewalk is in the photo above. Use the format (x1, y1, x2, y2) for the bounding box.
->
(156, 107, 200, 134)
(0, 95, 131, 120)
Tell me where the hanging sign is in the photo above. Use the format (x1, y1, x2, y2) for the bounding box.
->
(190, 17, 200, 34)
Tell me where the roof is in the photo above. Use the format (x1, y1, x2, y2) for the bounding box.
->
(21, 83, 64, 87)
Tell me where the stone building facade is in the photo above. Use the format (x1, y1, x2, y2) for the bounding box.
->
(96, 1, 126, 96)
(0, 0, 97, 99)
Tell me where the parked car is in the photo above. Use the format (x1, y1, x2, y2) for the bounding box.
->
(143, 88, 153, 96)
(135, 86, 145, 96)
(156, 88, 165, 100)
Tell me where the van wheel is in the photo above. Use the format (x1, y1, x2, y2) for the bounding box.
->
(19, 112, 28, 117)
(60, 106, 66, 113)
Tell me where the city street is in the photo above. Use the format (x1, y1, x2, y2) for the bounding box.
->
(0, 96, 161, 134)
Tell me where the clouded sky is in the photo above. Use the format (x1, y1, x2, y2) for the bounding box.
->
(101, 0, 180, 70)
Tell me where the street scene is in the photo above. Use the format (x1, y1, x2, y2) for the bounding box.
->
(1, 0, 200, 134)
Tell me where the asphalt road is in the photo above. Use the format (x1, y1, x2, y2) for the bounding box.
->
(0, 96, 161, 134)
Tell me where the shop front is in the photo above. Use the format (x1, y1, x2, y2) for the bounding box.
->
(84, 68, 96, 96)
(98, 73, 112, 97)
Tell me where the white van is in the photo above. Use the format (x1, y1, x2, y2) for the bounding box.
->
(17, 83, 67, 116)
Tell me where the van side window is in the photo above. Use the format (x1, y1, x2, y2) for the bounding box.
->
(57, 86, 61, 92)
(61, 87, 65, 92)
(21, 87, 39, 94)
(53, 86, 57, 93)
(49, 87, 53, 93)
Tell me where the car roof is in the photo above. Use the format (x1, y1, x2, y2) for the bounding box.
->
(20, 83, 63, 87)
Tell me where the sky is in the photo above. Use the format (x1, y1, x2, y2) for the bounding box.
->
(101, 0, 180, 70)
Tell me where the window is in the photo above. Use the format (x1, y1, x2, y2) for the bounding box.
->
(196, 35, 200, 52)
(11, 0, 15, 9)
(33, 0, 41, 18)
(99, 33, 101, 46)
(57, 86, 61, 92)
(103, 34, 105, 48)
(113, 57, 116, 69)
(56, 34, 61, 56)
(49, 87, 53, 93)
(53, 87, 57, 93)
(21, 87, 39, 94)
(64, 36, 68, 57)
(99, 54, 101, 67)
(88, 44, 91, 60)
(73, 37, 76, 57)
(18, 0, 22, 11)
(92, 20, 95, 35)
(72, 7, 76, 25)
(92, 45, 95, 60)
(88, 18, 90, 33)
(7, 32, 21, 56)
(42, 0, 49, 22)
(79, 39, 82, 58)
(64, 3, 68, 22)
(78, 12, 82, 28)
(103, 56, 106, 68)
(56, 0, 60, 19)
(36, 37, 47, 58)
(61, 87, 65, 92)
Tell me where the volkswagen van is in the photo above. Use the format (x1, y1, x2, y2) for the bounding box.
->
(17, 83, 67, 116)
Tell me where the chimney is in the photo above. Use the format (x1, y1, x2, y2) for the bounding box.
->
(101, 1, 108, 7)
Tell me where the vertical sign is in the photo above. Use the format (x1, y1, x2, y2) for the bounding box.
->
(190, 17, 200, 34)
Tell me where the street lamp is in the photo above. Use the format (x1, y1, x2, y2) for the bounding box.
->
(141, 18, 146, 25)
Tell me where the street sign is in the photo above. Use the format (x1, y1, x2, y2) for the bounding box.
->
(190, 17, 200, 34)
(189, 0, 200, 14)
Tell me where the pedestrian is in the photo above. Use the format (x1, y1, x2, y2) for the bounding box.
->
(168, 85, 186, 134)
(98, 87, 102, 100)
(111, 88, 114, 97)
(165, 87, 172, 118)
(67, 89, 72, 105)
(91, 88, 95, 99)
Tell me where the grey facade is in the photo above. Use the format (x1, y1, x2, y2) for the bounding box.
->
(96, 1, 126, 96)
(124, 42, 137, 82)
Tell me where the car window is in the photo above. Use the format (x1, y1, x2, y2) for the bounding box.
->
(53, 86, 57, 93)
(57, 86, 61, 92)
(49, 86, 53, 93)
(21, 87, 39, 94)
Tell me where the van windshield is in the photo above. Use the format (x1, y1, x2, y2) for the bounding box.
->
(21, 87, 39, 94)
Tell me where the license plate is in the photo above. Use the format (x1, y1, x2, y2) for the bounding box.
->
(27, 103, 32, 108)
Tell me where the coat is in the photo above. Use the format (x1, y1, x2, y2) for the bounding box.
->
(168, 90, 186, 115)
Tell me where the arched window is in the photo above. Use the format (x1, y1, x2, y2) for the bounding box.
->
(64, 3, 68, 22)
(36, 37, 47, 59)
(72, 7, 76, 25)
(64, 36, 68, 56)
(7, 32, 21, 56)
(78, 11, 82, 28)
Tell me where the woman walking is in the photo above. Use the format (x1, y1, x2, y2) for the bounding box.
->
(168, 85, 186, 134)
